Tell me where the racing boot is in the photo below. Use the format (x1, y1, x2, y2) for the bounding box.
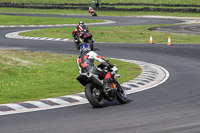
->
(78, 38, 83, 43)
(75, 39, 78, 42)
(103, 78, 114, 92)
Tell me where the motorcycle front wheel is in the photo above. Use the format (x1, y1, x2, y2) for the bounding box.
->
(85, 83, 104, 108)
(93, 12, 97, 16)
(88, 39, 94, 51)
(116, 82, 128, 104)
(74, 42, 80, 50)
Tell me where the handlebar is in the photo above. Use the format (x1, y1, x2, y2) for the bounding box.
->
(97, 63, 116, 72)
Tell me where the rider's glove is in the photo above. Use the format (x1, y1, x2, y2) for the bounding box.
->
(108, 63, 114, 68)
(105, 60, 113, 68)
(107, 63, 114, 71)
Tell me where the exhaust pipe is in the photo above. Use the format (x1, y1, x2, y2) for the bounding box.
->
(87, 73, 103, 87)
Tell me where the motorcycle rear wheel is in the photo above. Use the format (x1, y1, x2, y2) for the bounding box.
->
(85, 83, 104, 108)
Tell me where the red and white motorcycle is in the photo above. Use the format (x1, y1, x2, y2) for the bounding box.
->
(76, 63, 128, 108)
(88, 7, 97, 17)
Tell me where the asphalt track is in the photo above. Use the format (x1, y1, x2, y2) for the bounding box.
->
(149, 24, 200, 35)
(1, 13, 200, 133)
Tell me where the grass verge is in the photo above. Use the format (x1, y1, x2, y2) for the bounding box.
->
(0, 14, 103, 25)
(20, 25, 200, 44)
(1, 8, 200, 17)
(0, 50, 142, 104)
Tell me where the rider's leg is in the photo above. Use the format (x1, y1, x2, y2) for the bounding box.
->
(103, 72, 112, 91)
(75, 34, 79, 42)
(88, 67, 113, 91)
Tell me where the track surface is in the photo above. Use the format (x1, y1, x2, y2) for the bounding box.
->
(1, 14, 200, 133)
(149, 24, 200, 35)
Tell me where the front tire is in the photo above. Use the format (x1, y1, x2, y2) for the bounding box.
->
(116, 83, 128, 104)
(75, 42, 80, 50)
(94, 13, 97, 16)
(85, 83, 104, 108)
(88, 39, 94, 51)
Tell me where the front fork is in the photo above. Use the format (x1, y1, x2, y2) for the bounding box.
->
(104, 81, 118, 101)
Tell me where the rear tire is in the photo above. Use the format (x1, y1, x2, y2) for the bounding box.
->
(85, 83, 104, 108)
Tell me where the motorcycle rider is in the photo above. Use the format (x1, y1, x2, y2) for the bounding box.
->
(77, 43, 114, 92)
(88, 7, 95, 14)
(72, 21, 89, 43)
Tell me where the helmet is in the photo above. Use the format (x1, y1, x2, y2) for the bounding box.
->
(79, 21, 84, 25)
(80, 43, 90, 52)
(89, 7, 92, 10)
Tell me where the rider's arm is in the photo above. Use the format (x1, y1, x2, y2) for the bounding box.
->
(77, 58, 82, 73)
(72, 29, 77, 37)
(77, 25, 81, 33)
(73, 29, 77, 34)
(89, 51, 113, 67)
(86, 25, 89, 32)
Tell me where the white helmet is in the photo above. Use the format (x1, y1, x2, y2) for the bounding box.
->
(79, 21, 84, 25)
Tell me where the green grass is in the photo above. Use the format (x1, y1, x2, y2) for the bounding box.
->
(0, 50, 142, 104)
(102, 5, 200, 9)
(0, 14, 103, 25)
(0, 7, 200, 17)
(0, 0, 200, 5)
(102, 0, 200, 5)
(20, 25, 200, 44)
(21, 27, 75, 39)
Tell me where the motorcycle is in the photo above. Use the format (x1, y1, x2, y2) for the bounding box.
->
(76, 63, 128, 108)
(89, 8, 97, 17)
(73, 29, 94, 51)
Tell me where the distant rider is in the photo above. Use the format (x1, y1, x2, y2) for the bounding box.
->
(77, 43, 114, 91)
(72, 21, 89, 43)
(88, 7, 95, 14)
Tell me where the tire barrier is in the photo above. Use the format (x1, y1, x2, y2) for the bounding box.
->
(0, 2, 91, 6)
(1, 2, 200, 8)
(0, 5, 89, 10)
